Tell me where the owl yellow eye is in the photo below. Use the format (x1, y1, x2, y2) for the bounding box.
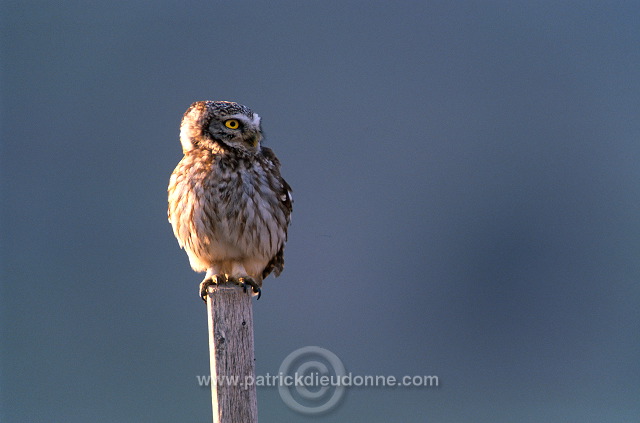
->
(224, 119, 240, 129)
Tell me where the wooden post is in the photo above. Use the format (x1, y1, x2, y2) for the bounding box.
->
(206, 284, 258, 423)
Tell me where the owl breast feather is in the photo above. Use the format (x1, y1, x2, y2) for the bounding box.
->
(170, 152, 287, 274)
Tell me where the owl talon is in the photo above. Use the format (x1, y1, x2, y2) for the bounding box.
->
(199, 274, 227, 302)
(235, 277, 262, 300)
(251, 286, 262, 300)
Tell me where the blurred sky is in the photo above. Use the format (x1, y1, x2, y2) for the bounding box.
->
(1, 1, 640, 422)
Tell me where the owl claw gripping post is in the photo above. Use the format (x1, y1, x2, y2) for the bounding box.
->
(168, 101, 292, 302)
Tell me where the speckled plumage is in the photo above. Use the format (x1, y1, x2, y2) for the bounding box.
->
(168, 101, 292, 298)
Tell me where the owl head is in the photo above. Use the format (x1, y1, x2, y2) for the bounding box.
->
(179, 100, 263, 154)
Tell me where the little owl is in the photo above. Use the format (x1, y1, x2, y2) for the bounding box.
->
(168, 101, 292, 301)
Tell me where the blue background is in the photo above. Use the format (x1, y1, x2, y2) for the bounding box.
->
(2, 1, 639, 421)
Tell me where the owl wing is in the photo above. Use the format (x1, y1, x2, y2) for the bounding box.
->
(259, 147, 293, 279)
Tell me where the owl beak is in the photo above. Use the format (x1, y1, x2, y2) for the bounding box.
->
(246, 131, 261, 148)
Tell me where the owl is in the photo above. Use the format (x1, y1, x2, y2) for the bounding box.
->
(168, 101, 292, 301)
